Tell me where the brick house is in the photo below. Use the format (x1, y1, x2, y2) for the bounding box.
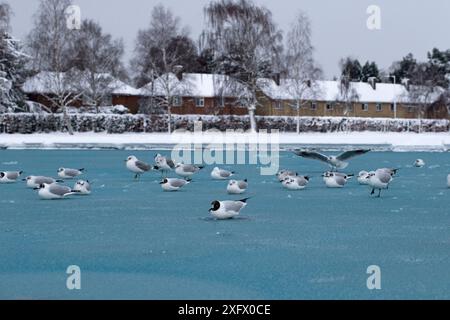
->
(256, 77, 445, 119)
(139, 73, 249, 116)
(23, 71, 142, 113)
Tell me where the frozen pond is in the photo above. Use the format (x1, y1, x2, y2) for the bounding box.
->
(0, 149, 449, 299)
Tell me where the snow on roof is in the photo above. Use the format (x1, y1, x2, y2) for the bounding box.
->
(140, 73, 250, 98)
(22, 71, 141, 96)
(257, 78, 443, 104)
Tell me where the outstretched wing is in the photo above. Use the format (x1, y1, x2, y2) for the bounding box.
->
(294, 150, 330, 164)
(336, 149, 370, 161)
(135, 160, 151, 172)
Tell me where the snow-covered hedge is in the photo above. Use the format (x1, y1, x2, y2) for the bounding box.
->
(0, 113, 449, 134)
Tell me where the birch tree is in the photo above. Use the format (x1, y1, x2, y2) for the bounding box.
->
(284, 11, 322, 134)
(203, 0, 283, 132)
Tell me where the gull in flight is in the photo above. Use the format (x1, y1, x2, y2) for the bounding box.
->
(293, 149, 371, 171)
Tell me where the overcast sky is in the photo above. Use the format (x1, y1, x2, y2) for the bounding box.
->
(9, 0, 450, 79)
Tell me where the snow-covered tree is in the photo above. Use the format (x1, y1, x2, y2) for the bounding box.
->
(203, 0, 283, 132)
(26, 0, 79, 134)
(0, 3, 29, 113)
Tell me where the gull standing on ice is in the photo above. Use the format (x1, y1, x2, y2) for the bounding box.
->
(366, 169, 394, 197)
(282, 175, 310, 190)
(322, 172, 353, 188)
(175, 164, 204, 179)
(154, 154, 175, 177)
(209, 198, 250, 220)
(58, 167, 84, 179)
(73, 180, 91, 195)
(160, 178, 190, 192)
(0, 171, 23, 183)
(23, 176, 63, 188)
(35, 183, 80, 200)
(294, 149, 371, 171)
(227, 179, 248, 194)
(211, 167, 235, 180)
(125, 156, 151, 180)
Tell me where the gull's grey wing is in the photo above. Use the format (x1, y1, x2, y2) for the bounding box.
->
(377, 171, 392, 184)
(295, 177, 308, 187)
(49, 184, 72, 196)
(335, 175, 347, 186)
(170, 179, 187, 188)
(167, 159, 175, 169)
(182, 164, 198, 173)
(65, 169, 80, 177)
(135, 160, 151, 172)
(36, 176, 55, 184)
(336, 149, 370, 161)
(6, 172, 19, 179)
(220, 170, 232, 178)
(223, 201, 245, 213)
(294, 150, 331, 164)
(238, 181, 248, 189)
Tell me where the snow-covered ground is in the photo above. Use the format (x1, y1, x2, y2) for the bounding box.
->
(1, 131, 450, 151)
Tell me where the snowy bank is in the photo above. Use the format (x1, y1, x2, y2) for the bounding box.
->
(1, 132, 450, 151)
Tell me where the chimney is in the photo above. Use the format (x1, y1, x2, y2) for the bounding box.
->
(173, 65, 184, 81)
(273, 73, 280, 86)
(368, 77, 377, 90)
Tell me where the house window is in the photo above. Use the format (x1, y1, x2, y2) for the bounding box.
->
(362, 103, 369, 111)
(348, 103, 354, 112)
(326, 103, 333, 111)
(195, 97, 205, 107)
(390, 104, 395, 112)
(408, 106, 415, 113)
(310, 102, 317, 110)
(376, 103, 382, 112)
(274, 100, 283, 109)
(172, 96, 182, 107)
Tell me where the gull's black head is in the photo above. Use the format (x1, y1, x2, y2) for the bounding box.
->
(160, 179, 168, 184)
(209, 201, 220, 212)
(0, 172, 5, 178)
(58, 168, 64, 172)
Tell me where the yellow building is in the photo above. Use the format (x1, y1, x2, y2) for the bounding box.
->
(256, 78, 445, 119)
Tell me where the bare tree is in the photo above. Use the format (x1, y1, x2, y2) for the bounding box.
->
(68, 20, 125, 112)
(203, 0, 283, 132)
(284, 11, 322, 133)
(27, 0, 78, 134)
(131, 4, 197, 132)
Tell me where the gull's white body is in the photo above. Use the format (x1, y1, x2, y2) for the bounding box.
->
(73, 180, 91, 195)
(0, 171, 22, 183)
(414, 159, 425, 168)
(161, 178, 190, 192)
(25, 176, 58, 188)
(38, 183, 76, 200)
(211, 167, 234, 180)
(227, 180, 248, 194)
(58, 168, 83, 179)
